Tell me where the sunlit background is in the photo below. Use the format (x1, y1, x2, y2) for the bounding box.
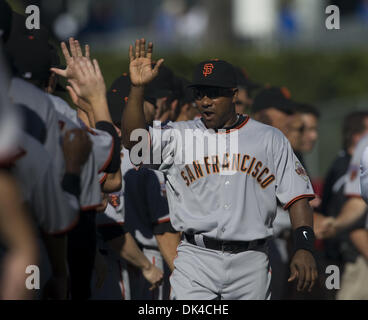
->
(7, 0, 368, 182)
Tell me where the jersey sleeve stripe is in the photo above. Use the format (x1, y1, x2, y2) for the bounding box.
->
(44, 214, 80, 235)
(99, 173, 108, 184)
(283, 194, 316, 210)
(98, 137, 115, 174)
(345, 194, 362, 199)
(156, 217, 170, 224)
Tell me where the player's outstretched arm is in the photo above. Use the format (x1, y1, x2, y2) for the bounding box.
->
(51, 38, 111, 124)
(107, 232, 163, 290)
(288, 198, 318, 292)
(121, 39, 164, 150)
(316, 198, 367, 239)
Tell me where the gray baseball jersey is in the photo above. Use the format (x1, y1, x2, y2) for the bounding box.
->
(9, 78, 62, 163)
(147, 116, 314, 241)
(345, 134, 368, 198)
(359, 137, 368, 229)
(0, 57, 20, 162)
(12, 131, 79, 234)
(47, 93, 114, 174)
(47, 94, 79, 125)
(56, 111, 102, 210)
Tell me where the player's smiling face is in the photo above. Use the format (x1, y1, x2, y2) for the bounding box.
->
(194, 86, 238, 129)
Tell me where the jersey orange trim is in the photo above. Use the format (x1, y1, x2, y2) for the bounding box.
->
(0, 148, 27, 168)
(156, 217, 170, 224)
(45, 214, 80, 235)
(99, 173, 108, 184)
(98, 136, 115, 174)
(345, 194, 363, 199)
(283, 194, 315, 210)
(216, 115, 250, 134)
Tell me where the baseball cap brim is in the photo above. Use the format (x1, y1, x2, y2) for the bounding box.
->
(187, 81, 236, 89)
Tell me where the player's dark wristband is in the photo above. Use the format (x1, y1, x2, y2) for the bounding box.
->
(293, 226, 315, 254)
(62, 173, 81, 199)
(153, 221, 177, 235)
(96, 121, 121, 173)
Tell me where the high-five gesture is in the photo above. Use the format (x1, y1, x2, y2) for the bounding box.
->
(51, 37, 90, 79)
(129, 39, 164, 86)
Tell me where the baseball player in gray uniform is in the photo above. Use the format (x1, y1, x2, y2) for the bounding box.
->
(106, 73, 180, 299)
(319, 134, 368, 239)
(121, 39, 318, 300)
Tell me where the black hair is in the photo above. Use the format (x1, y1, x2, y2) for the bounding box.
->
(293, 103, 320, 119)
(343, 111, 368, 150)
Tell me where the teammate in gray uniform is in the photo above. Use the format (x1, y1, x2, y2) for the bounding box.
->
(3, 18, 99, 298)
(121, 39, 318, 300)
(319, 134, 368, 238)
(106, 73, 181, 299)
(0, 38, 39, 300)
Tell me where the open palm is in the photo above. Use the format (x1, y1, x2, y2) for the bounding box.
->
(129, 39, 164, 86)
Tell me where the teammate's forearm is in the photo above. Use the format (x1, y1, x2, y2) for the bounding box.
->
(121, 85, 146, 150)
(155, 232, 181, 272)
(108, 233, 151, 271)
(89, 96, 113, 124)
(335, 198, 366, 233)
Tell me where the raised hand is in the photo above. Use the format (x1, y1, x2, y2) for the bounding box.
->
(64, 58, 107, 105)
(129, 38, 164, 86)
(51, 37, 90, 79)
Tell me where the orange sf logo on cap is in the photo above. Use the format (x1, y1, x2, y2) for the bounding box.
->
(203, 63, 214, 77)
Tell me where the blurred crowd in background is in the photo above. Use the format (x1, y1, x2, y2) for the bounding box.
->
(1, 0, 368, 300)
(7, 0, 368, 181)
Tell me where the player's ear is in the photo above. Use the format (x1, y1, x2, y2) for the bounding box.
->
(232, 88, 239, 103)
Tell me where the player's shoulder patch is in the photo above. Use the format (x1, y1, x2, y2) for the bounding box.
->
(295, 161, 309, 181)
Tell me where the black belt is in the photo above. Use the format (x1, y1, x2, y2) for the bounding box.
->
(184, 233, 266, 254)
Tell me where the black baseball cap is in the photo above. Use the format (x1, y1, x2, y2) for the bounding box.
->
(234, 67, 261, 92)
(5, 35, 58, 81)
(107, 73, 131, 127)
(252, 86, 294, 114)
(144, 64, 175, 100)
(188, 60, 237, 89)
(0, 0, 12, 43)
